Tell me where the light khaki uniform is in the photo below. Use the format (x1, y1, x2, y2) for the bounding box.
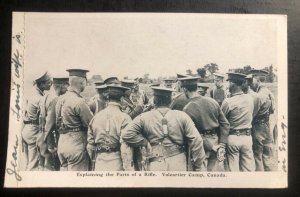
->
(87, 102, 132, 171)
(56, 89, 93, 171)
(252, 86, 277, 171)
(221, 92, 255, 171)
(122, 108, 206, 171)
(21, 87, 44, 171)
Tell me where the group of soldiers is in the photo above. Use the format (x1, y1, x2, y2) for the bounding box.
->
(21, 68, 276, 172)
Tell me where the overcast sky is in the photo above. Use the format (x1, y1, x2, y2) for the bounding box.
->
(24, 13, 279, 84)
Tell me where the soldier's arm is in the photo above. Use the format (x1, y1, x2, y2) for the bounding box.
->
(220, 99, 230, 118)
(269, 90, 276, 114)
(121, 115, 148, 147)
(44, 97, 58, 136)
(86, 118, 95, 159)
(76, 100, 94, 128)
(252, 94, 262, 118)
(218, 107, 230, 145)
(182, 113, 206, 171)
(87, 98, 96, 114)
(120, 115, 135, 171)
(129, 105, 143, 119)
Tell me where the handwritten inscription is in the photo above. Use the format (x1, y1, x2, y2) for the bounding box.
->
(12, 34, 21, 44)
(278, 115, 288, 173)
(11, 49, 22, 78)
(6, 135, 22, 181)
(278, 120, 287, 152)
(10, 81, 21, 121)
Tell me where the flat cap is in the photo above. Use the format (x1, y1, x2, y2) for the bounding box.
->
(213, 73, 225, 79)
(104, 77, 121, 85)
(250, 69, 269, 77)
(176, 73, 188, 78)
(106, 84, 130, 97)
(95, 84, 107, 90)
(34, 71, 51, 84)
(53, 77, 69, 84)
(66, 69, 89, 78)
(151, 87, 173, 97)
(178, 77, 200, 86)
(150, 83, 160, 87)
(163, 79, 176, 83)
(197, 83, 210, 90)
(121, 80, 136, 88)
(226, 72, 247, 81)
(94, 80, 105, 86)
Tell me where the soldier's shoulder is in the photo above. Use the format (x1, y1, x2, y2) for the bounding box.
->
(172, 109, 188, 116)
(203, 96, 219, 106)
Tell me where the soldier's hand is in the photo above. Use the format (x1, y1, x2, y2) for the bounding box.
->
(146, 142, 152, 156)
(212, 144, 221, 152)
(217, 147, 226, 162)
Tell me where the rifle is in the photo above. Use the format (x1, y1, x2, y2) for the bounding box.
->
(140, 146, 150, 171)
(51, 131, 60, 170)
(91, 147, 96, 171)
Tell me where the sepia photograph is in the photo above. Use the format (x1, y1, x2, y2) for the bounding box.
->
(5, 12, 287, 188)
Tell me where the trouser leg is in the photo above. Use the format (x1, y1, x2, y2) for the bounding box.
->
(240, 136, 255, 172)
(26, 143, 39, 171)
(262, 143, 277, 171)
(226, 135, 240, 172)
(253, 138, 264, 171)
(95, 152, 123, 171)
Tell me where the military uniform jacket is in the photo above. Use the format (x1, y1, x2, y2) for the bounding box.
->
(221, 92, 254, 130)
(56, 88, 93, 131)
(88, 94, 107, 115)
(87, 102, 132, 148)
(183, 96, 230, 144)
(169, 93, 190, 111)
(24, 87, 44, 122)
(121, 108, 206, 169)
(210, 85, 226, 105)
(39, 93, 58, 134)
(256, 85, 276, 118)
(247, 89, 262, 118)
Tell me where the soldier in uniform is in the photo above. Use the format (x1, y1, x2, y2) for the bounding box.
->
(122, 87, 206, 171)
(221, 73, 255, 171)
(131, 80, 149, 112)
(243, 74, 262, 118)
(169, 74, 191, 111)
(210, 73, 227, 106)
(37, 77, 69, 171)
(180, 77, 230, 171)
(121, 80, 144, 119)
(56, 69, 93, 171)
(87, 84, 133, 171)
(197, 83, 210, 96)
(22, 71, 52, 171)
(88, 80, 107, 115)
(162, 79, 175, 89)
(249, 69, 277, 171)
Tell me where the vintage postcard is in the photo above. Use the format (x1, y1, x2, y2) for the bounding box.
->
(5, 12, 287, 188)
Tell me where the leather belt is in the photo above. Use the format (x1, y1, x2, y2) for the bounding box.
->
(95, 144, 120, 153)
(58, 127, 84, 134)
(201, 129, 217, 136)
(23, 120, 39, 125)
(229, 129, 251, 136)
(149, 145, 184, 163)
